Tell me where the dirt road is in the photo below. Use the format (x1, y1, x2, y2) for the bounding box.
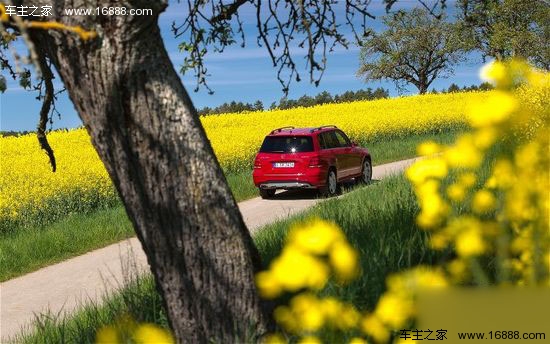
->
(0, 157, 418, 341)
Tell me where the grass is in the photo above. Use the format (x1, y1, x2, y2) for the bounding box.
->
(0, 130, 461, 282)
(361, 131, 454, 165)
(0, 207, 134, 281)
(12, 174, 442, 343)
(11, 274, 165, 344)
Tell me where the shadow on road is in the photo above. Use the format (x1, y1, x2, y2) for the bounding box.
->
(272, 189, 319, 200)
(265, 179, 381, 200)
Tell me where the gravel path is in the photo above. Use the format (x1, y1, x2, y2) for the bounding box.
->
(0, 157, 418, 341)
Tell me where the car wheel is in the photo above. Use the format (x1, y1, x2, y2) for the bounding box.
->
(321, 169, 339, 197)
(359, 159, 372, 184)
(259, 188, 276, 199)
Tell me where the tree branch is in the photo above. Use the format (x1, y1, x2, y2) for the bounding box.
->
(36, 52, 56, 172)
(211, 0, 250, 22)
(173, 0, 376, 94)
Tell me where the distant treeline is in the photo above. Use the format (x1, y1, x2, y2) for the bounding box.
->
(197, 83, 494, 116)
(198, 87, 390, 115)
(433, 82, 494, 94)
(0, 130, 32, 137)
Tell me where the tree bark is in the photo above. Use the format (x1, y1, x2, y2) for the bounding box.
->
(418, 82, 428, 94)
(25, 0, 271, 341)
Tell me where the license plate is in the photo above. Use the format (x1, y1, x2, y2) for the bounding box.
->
(273, 162, 294, 168)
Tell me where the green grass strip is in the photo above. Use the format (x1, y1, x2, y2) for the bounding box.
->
(0, 207, 134, 281)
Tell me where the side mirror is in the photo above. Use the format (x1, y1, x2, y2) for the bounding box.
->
(351, 141, 358, 147)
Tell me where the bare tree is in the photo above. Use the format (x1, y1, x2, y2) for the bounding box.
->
(357, 8, 465, 94)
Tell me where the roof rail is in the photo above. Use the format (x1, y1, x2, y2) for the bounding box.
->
(270, 126, 295, 134)
(310, 125, 337, 133)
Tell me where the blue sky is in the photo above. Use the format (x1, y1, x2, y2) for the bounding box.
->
(0, 0, 485, 131)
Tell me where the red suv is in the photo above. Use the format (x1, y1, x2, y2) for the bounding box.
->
(253, 125, 372, 198)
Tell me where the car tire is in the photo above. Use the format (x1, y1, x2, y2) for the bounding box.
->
(359, 159, 372, 184)
(259, 188, 276, 199)
(321, 169, 339, 197)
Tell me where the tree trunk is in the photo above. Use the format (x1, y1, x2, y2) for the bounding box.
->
(25, 0, 271, 341)
(417, 75, 428, 94)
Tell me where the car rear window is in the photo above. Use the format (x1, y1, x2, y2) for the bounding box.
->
(260, 136, 314, 153)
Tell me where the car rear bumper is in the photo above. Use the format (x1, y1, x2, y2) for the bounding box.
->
(259, 181, 315, 189)
(253, 168, 327, 189)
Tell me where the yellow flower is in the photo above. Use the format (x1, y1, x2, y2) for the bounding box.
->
(329, 241, 359, 282)
(447, 259, 468, 281)
(406, 158, 448, 185)
(288, 219, 344, 255)
(455, 228, 486, 257)
(255, 271, 282, 299)
(458, 172, 477, 188)
(444, 134, 483, 168)
(468, 91, 518, 127)
(505, 188, 538, 222)
(520, 251, 532, 264)
(415, 181, 449, 229)
(491, 159, 515, 189)
(386, 267, 448, 300)
(417, 141, 441, 156)
(430, 233, 450, 250)
(472, 190, 496, 214)
(298, 336, 322, 344)
(361, 314, 389, 343)
(479, 60, 507, 85)
(416, 179, 440, 198)
(271, 246, 329, 291)
(474, 127, 498, 149)
(447, 184, 466, 202)
(386, 273, 407, 295)
(320, 297, 342, 324)
(416, 208, 446, 229)
(349, 337, 368, 344)
(508, 59, 534, 86)
(96, 326, 119, 344)
(298, 307, 325, 331)
(375, 293, 413, 329)
(515, 141, 540, 168)
(133, 323, 174, 344)
(338, 305, 361, 329)
(290, 293, 326, 331)
(263, 333, 287, 344)
(304, 259, 331, 290)
(485, 176, 498, 189)
(526, 68, 548, 88)
(274, 306, 297, 332)
(413, 268, 448, 289)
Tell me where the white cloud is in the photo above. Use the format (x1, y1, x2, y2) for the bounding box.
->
(169, 44, 360, 65)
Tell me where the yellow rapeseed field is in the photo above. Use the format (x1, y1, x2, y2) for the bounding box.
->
(0, 130, 117, 230)
(204, 91, 485, 171)
(0, 91, 487, 230)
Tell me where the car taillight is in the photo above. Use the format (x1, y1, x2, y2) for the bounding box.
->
(308, 156, 323, 168)
(254, 157, 262, 169)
